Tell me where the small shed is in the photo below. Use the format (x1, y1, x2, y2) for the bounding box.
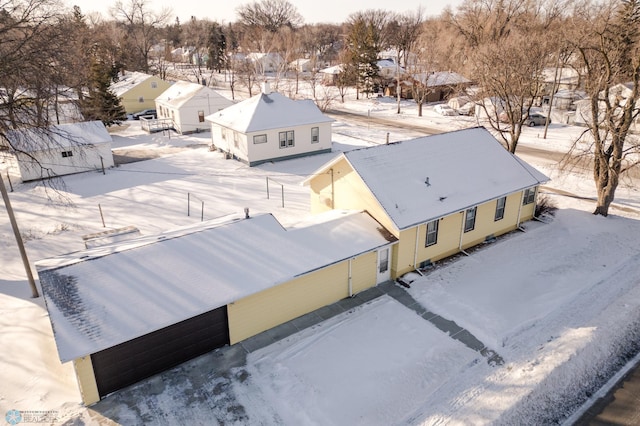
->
(36, 211, 396, 405)
(110, 71, 171, 115)
(155, 81, 234, 134)
(2, 121, 114, 182)
(206, 82, 333, 166)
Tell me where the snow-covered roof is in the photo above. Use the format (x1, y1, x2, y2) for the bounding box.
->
(155, 81, 232, 110)
(306, 127, 549, 231)
(319, 64, 344, 75)
(206, 91, 334, 133)
(109, 72, 153, 97)
(414, 71, 472, 87)
(5, 121, 111, 153)
(36, 211, 395, 362)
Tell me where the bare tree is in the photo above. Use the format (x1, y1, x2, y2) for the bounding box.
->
(571, 0, 640, 216)
(111, 0, 171, 73)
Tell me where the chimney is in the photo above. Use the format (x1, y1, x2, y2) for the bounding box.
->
(261, 81, 271, 95)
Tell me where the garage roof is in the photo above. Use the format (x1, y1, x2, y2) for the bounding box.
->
(36, 211, 395, 362)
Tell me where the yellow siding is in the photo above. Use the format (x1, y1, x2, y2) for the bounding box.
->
(520, 188, 537, 222)
(120, 77, 171, 113)
(350, 251, 377, 294)
(229, 262, 349, 344)
(309, 158, 400, 237)
(73, 356, 100, 406)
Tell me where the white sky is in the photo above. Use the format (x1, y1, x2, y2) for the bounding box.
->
(66, 0, 463, 24)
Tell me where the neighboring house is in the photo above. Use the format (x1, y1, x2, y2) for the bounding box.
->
(289, 58, 314, 73)
(155, 81, 234, 134)
(389, 71, 472, 101)
(377, 59, 405, 80)
(110, 71, 171, 115)
(206, 83, 333, 166)
(541, 67, 581, 93)
(304, 126, 549, 278)
(1, 121, 114, 182)
(36, 210, 396, 405)
(573, 82, 640, 131)
(318, 64, 344, 85)
(247, 52, 285, 74)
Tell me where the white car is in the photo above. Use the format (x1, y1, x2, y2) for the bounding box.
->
(434, 104, 457, 116)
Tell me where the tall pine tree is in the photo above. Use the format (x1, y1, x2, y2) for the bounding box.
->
(80, 57, 127, 127)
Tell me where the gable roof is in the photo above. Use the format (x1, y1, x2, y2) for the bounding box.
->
(413, 71, 472, 87)
(36, 211, 395, 362)
(155, 81, 232, 109)
(206, 91, 333, 133)
(109, 71, 154, 97)
(306, 127, 549, 231)
(5, 121, 111, 153)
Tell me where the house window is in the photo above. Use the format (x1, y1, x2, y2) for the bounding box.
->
(151, 81, 157, 89)
(138, 96, 144, 103)
(464, 207, 477, 233)
(425, 219, 439, 247)
(61, 150, 73, 158)
(495, 196, 506, 221)
(233, 132, 240, 148)
(279, 130, 294, 148)
(523, 188, 536, 205)
(311, 127, 319, 143)
(198, 110, 205, 123)
(253, 134, 267, 144)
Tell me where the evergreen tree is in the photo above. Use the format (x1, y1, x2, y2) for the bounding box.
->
(345, 15, 380, 99)
(80, 57, 127, 126)
(207, 22, 227, 72)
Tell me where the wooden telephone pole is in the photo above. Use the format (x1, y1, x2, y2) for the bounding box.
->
(0, 175, 39, 298)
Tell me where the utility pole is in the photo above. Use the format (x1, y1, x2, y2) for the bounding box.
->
(0, 175, 39, 298)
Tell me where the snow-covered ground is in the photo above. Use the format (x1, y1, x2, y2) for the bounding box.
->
(1, 85, 640, 425)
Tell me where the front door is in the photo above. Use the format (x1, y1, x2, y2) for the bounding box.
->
(377, 247, 391, 284)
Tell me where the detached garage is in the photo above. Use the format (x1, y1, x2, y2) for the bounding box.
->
(36, 211, 396, 405)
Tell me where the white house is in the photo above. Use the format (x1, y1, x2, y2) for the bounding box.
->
(155, 81, 234, 134)
(206, 83, 333, 166)
(247, 52, 285, 74)
(377, 59, 406, 80)
(1, 121, 114, 182)
(573, 82, 640, 131)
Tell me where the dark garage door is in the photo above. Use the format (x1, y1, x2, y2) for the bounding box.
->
(91, 306, 229, 398)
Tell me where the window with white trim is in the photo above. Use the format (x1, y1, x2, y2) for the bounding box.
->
(425, 219, 439, 247)
(253, 134, 267, 144)
(151, 81, 157, 88)
(61, 150, 73, 158)
(279, 130, 294, 148)
(523, 188, 536, 205)
(311, 127, 319, 143)
(198, 110, 205, 122)
(138, 96, 144, 103)
(495, 196, 506, 221)
(464, 207, 477, 233)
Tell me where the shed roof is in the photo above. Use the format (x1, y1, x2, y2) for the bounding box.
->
(305, 127, 549, 231)
(205, 91, 333, 133)
(5, 121, 111, 153)
(37, 211, 395, 362)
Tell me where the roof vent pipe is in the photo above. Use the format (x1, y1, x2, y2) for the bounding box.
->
(425, 177, 430, 186)
(244, 207, 250, 219)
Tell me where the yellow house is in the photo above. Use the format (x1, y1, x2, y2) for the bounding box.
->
(110, 71, 171, 114)
(304, 126, 549, 278)
(36, 211, 395, 405)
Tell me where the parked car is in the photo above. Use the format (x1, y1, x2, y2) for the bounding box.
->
(525, 113, 550, 126)
(132, 109, 157, 120)
(456, 103, 475, 116)
(434, 104, 457, 116)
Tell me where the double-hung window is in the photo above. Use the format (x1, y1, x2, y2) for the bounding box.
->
(311, 127, 319, 143)
(279, 130, 294, 148)
(464, 207, 477, 233)
(425, 220, 439, 247)
(495, 196, 506, 221)
(523, 188, 536, 205)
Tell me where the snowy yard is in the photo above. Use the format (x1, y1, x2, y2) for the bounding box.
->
(1, 93, 640, 425)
